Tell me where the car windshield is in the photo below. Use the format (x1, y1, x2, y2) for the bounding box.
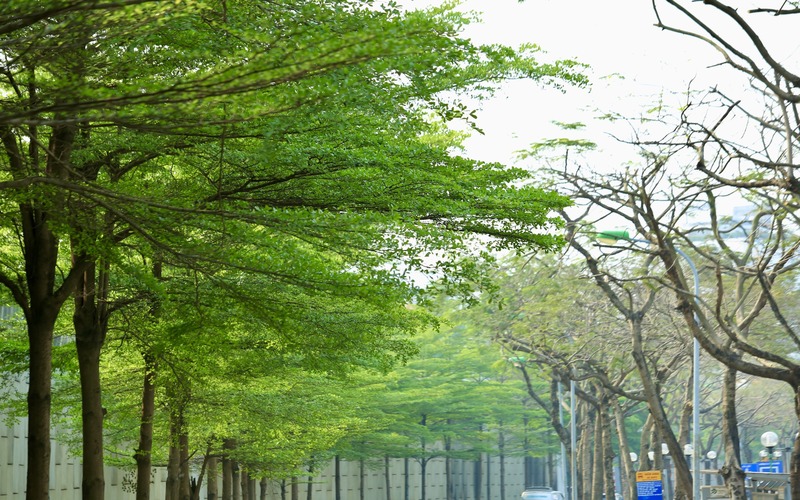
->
(522, 491, 554, 500)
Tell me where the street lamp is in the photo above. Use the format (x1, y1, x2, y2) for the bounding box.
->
(684, 444, 694, 466)
(762, 431, 779, 459)
(597, 230, 701, 500)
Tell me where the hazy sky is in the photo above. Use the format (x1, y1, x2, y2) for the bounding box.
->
(404, 0, 800, 167)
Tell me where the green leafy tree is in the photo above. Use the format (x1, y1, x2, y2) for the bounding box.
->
(0, 1, 585, 498)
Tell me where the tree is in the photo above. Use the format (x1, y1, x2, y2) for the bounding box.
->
(0, 1, 586, 498)
(480, 253, 691, 500)
(561, 2, 800, 498)
(529, 111, 800, 500)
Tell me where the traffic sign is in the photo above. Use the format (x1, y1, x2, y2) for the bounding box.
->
(636, 471, 663, 500)
(742, 461, 783, 473)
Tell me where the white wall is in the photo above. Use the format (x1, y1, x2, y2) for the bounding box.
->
(0, 415, 528, 500)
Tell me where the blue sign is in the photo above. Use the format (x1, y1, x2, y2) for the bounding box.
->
(742, 461, 784, 473)
(636, 479, 663, 500)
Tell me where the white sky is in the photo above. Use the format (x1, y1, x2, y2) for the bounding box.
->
(403, 0, 800, 170)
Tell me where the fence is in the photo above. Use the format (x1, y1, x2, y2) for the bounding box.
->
(0, 414, 533, 500)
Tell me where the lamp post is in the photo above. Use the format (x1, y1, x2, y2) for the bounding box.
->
(662, 443, 673, 500)
(706, 451, 718, 486)
(570, 381, 577, 500)
(598, 230, 701, 500)
(761, 431, 780, 473)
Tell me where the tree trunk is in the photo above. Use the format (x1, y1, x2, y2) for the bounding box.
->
(335, 455, 341, 500)
(599, 394, 616, 500)
(360, 459, 365, 500)
(639, 416, 654, 472)
(405, 457, 410, 500)
(421, 459, 428, 500)
(137, 261, 162, 500)
(473, 457, 482, 500)
(223, 439, 235, 500)
(191, 449, 210, 500)
(307, 464, 315, 500)
(385, 455, 392, 500)
(260, 477, 268, 500)
(136, 352, 157, 500)
(291, 476, 299, 500)
(166, 418, 181, 500)
(26, 309, 58, 500)
(445, 434, 453, 500)
(612, 397, 636, 500)
(579, 404, 592, 500)
(166, 437, 180, 500)
(74, 308, 106, 499)
(717, 365, 746, 500)
(629, 316, 693, 498)
(73, 255, 111, 500)
(592, 409, 603, 500)
(180, 430, 191, 500)
(208, 456, 219, 500)
(233, 463, 240, 500)
(499, 430, 506, 500)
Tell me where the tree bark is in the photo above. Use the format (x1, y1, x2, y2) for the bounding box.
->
(612, 398, 636, 500)
(26, 307, 59, 500)
(445, 434, 453, 500)
(208, 456, 218, 500)
(223, 439, 235, 500)
(73, 262, 107, 500)
(385, 455, 392, 500)
(360, 458, 366, 500)
(166, 409, 181, 500)
(135, 352, 157, 500)
(629, 315, 693, 499)
(233, 462, 240, 500)
(335, 455, 341, 500)
(791, 388, 800, 500)
(579, 403, 592, 500)
(180, 429, 191, 500)
(242, 471, 250, 500)
(421, 458, 429, 500)
(499, 430, 506, 500)
(307, 463, 315, 500)
(592, 409, 603, 500)
(719, 365, 746, 500)
(599, 393, 616, 500)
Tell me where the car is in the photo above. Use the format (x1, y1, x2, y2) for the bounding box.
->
(521, 487, 566, 500)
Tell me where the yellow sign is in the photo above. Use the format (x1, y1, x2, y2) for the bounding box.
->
(636, 471, 663, 482)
